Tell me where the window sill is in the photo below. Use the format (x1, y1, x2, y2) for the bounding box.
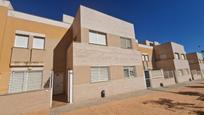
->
(89, 43, 107, 46)
(90, 80, 109, 84)
(31, 48, 45, 50)
(13, 47, 29, 49)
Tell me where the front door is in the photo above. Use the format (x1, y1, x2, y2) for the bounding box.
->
(145, 71, 151, 88)
(53, 73, 64, 95)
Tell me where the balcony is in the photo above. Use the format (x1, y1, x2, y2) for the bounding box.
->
(10, 48, 44, 66)
(30, 49, 44, 64)
(10, 48, 30, 65)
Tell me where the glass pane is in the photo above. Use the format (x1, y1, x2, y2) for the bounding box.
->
(91, 67, 109, 82)
(145, 55, 149, 61)
(126, 39, 131, 48)
(91, 68, 99, 82)
(123, 68, 129, 78)
(142, 55, 145, 61)
(175, 53, 180, 59)
(14, 35, 28, 48)
(97, 34, 106, 45)
(33, 37, 45, 49)
(27, 71, 42, 91)
(89, 32, 96, 44)
(89, 32, 106, 45)
(121, 38, 126, 48)
(9, 71, 24, 93)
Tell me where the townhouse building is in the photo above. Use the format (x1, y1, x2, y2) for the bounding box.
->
(153, 42, 192, 83)
(0, 0, 202, 114)
(136, 41, 154, 71)
(0, 0, 146, 104)
(0, 1, 74, 95)
(63, 6, 146, 102)
(187, 52, 204, 79)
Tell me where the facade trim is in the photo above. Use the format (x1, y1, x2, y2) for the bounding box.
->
(8, 10, 71, 28)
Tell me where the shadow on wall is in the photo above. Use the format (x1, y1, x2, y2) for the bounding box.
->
(53, 28, 73, 73)
(52, 27, 73, 99)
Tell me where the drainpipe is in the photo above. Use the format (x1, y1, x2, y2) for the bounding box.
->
(49, 71, 54, 108)
(67, 70, 73, 104)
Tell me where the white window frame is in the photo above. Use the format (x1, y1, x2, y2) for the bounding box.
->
(89, 31, 107, 46)
(9, 69, 43, 93)
(32, 36, 45, 49)
(90, 66, 109, 83)
(14, 34, 29, 48)
(123, 66, 136, 78)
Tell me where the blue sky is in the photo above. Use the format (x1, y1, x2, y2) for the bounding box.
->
(10, 0, 204, 53)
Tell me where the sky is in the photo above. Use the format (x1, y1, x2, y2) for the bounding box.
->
(9, 0, 204, 53)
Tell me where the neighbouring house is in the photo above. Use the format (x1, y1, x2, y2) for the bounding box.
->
(136, 40, 155, 71)
(136, 41, 176, 88)
(187, 52, 204, 80)
(154, 42, 192, 83)
(0, 1, 72, 114)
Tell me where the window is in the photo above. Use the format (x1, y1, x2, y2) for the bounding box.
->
(142, 55, 145, 61)
(177, 70, 183, 76)
(160, 54, 167, 59)
(121, 37, 132, 49)
(14, 34, 29, 48)
(33, 37, 45, 49)
(89, 31, 107, 45)
(181, 54, 186, 60)
(142, 55, 149, 61)
(91, 67, 109, 83)
(123, 66, 135, 78)
(9, 70, 43, 93)
(174, 53, 180, 59)
(145, 55, 149, 61)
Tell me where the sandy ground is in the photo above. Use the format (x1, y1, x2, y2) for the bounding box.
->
(56, 81, 204, 115)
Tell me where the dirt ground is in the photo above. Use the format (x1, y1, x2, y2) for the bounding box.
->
(58, 81, 204, 115)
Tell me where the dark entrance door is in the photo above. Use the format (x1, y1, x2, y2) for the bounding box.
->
(145, 71, 151, 88)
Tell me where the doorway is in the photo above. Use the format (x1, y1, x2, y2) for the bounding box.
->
(145, 71, 151, 88)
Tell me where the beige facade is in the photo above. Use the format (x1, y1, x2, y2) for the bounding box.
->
(64, 6, 146, 102)
(0, 1, 71, 94)
(135, 42, 154, 70)
(0, 1, 200, 112)
(187, 52, 204, 79)
(154, 42, 192, 83)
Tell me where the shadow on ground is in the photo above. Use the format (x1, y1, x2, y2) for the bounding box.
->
(174, 91, 204, 101)
(186, 86, 204, 89)
(145, 84, 204, 114)
(143, 98, 204, 114)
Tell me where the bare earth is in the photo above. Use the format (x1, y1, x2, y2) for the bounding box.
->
(56, 81, 204, 115)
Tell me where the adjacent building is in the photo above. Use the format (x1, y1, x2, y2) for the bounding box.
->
(187, 52, 204, 80)
(135, 41, 155, 71)
(0, 1, 73, 94)
(153, 42, 192, 83)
